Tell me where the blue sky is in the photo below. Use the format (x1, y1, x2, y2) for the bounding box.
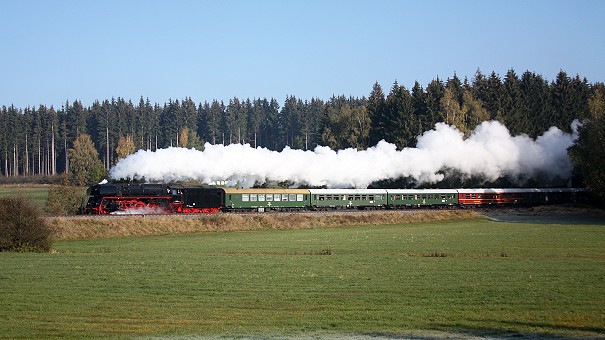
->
(1, 0, 604, 109)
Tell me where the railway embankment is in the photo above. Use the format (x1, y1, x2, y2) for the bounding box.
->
(48, 210, 479, 240)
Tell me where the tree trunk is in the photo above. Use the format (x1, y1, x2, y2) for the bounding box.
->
(51, 124, 56, 175)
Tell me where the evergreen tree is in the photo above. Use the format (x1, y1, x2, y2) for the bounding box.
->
(160, 99, 181, 147)
(0, 106, 7, 176)
(225, 98, 246, 144)
(135, 97, 156, 150)
(204, 100, 224, 145)
(181, 97, 198, 139)
(367, 82, 386, 146)
(279, 96, 301, 148)
(385, 81, 414, 148)
(549, 70, 578, 132)
(322, 104, 370, 150)
(265, 98, 281, 150)
(411, 81, 429, 141)
(65, 100, 88, 143)
(474, 71, 502, 120)
(425, 78, 445, 126)
(307, 98, 326, 149)
(500, 69, 526, 135)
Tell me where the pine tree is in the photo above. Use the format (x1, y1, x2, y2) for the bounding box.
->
(367, 82, 387, 146)
(474, 71, 502, 120)
(500, 69, 525, 135)
(520, 71, 550, 138)
(385, 81, 414, 148)
(426, 78, 445, 127)
(321, 104, 369, 150)
(411, 81, 429, 142)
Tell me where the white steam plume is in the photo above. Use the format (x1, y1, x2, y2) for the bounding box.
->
(109, 121, 578, 188)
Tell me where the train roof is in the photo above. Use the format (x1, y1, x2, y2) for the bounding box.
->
(456, 188, 581, 193)
(222, 188, 310, 194)
(308, 189, 387, 195)
(385, 189, 458, 194)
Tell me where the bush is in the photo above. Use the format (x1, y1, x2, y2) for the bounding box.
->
(46, 185, 87, 215)
(0, 195, 53, 252)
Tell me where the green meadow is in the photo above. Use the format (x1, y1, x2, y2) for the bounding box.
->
(0, 185, 50, 210)
(1, 218, 604, 339)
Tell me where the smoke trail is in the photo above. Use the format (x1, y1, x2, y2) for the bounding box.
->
(109, 121, 577, 188)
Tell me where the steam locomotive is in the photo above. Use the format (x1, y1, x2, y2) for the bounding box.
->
(83, 183, 583, 214)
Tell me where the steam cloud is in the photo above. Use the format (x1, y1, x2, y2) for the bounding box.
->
(109, 121, 578, 188)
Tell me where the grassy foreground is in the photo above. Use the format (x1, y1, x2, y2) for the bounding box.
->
(0, 184, 50, 211)
(1, 216, 604, 339)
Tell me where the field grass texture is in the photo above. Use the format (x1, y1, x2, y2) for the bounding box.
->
(1, 217, 604, 339)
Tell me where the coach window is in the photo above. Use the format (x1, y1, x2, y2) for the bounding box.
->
(250, 194, 257, 202)
(282, 194, 289, 201)
(242, 194, 249, 202)
(369, 195, 375, 201)
(258, 194, 265, 202)
(266, 194, 273, 201)
(297, 194, 304, 201)
(274, 194, 280, 201)
(289, 194, 296, 201)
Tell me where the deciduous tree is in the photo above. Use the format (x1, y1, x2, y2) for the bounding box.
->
(69, 134, 106, 185)
(116, 135, 136, 160)
(569, 86, 605, 203)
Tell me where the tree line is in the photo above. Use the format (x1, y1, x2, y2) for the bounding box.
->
(1, 69, 603, 186)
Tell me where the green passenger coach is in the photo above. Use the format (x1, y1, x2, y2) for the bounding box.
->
(221, 188, 310, 212)
(309, 189, 387, 210)
(385, 189, 458, 208)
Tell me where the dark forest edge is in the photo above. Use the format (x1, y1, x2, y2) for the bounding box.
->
(1, 69, 604, 203)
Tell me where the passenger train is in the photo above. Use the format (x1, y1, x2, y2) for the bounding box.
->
(83, 183, 583, 214)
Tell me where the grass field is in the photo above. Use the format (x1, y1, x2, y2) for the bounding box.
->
(1, 217, 604, 339)
(0, 185, 50, 210)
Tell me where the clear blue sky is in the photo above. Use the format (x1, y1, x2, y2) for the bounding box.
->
(1, 0, 604, 109)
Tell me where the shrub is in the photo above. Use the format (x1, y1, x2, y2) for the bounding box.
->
(0, 195, 53, 252)
(46, 185, 87, 215)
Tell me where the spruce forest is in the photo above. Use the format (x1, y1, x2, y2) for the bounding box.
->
(1, 69, 603, 185)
